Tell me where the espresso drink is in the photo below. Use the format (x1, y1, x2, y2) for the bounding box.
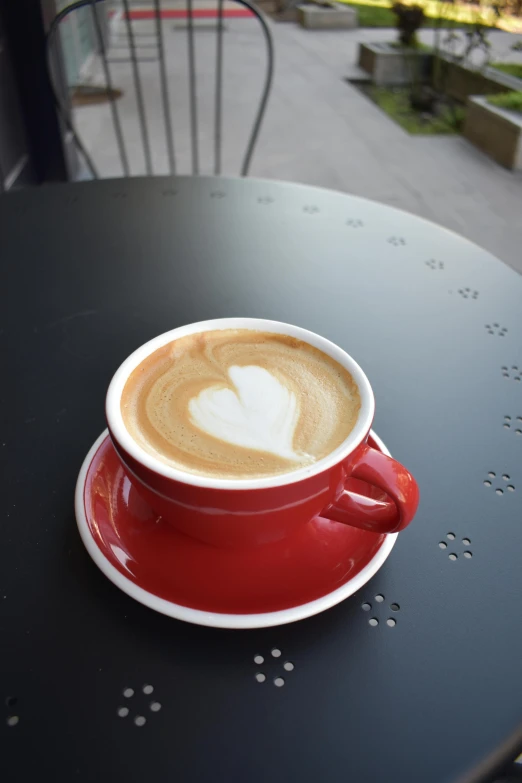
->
(121, 329, 361, 479)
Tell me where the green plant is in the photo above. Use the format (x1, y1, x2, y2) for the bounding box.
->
(429, 0, 499, 128)
(392, 2, 425, 45)
(366, 86, 465, 133)
(488, 90, 522, 112)
(457, 25, 493, 69)
(431, 2, 461, 94)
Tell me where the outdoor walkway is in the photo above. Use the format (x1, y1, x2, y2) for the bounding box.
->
(75, 14, 522, 272)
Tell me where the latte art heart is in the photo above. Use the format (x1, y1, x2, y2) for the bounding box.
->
(188, 365, 306, 460)
(121, 329, 361, 479)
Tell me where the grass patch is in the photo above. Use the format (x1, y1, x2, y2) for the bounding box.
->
(388, 40, 432, 51)
(342, 0, 395, 26)
(491, 62, 522, 79)
(363, 85, 464, 133)
(488, 90, 522, 112)
(337, 0, 522, 32)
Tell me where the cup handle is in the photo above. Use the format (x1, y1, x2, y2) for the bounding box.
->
(323, 444, 419, 535)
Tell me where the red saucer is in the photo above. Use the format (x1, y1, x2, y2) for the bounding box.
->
(76, 431, 397, 628)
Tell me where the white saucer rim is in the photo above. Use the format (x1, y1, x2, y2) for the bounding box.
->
(75, 429, 398, 629)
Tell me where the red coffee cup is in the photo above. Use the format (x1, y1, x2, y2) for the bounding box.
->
(106, 319, 419, 548)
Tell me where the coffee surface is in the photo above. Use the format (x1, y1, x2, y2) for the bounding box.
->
(121, 329, 361, 479)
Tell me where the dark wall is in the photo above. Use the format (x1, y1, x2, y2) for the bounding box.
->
(0, 0, 68, 185)
(0, 13, 33, 190)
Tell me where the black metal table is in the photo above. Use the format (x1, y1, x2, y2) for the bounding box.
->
(1, 176, 522, 783)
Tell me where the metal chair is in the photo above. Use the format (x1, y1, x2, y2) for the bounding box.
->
(46, 0, 274, 178)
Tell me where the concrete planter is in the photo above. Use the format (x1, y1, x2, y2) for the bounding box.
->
(358, 42, 431, 86)
(358, 44, 522, 95)
(464, 96, 522, 171)
(255, 0, 279, 13)
(270, 0, 303, 22)
(298, 3, 357, 29)
(441, 59, 522, 102)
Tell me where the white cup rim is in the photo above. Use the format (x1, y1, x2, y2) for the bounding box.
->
(106, 318, 375, 490)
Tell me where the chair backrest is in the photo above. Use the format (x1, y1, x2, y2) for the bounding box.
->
(46, 0, 274, 178)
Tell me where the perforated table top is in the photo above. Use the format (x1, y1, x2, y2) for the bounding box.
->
(1, 176, 522, 783)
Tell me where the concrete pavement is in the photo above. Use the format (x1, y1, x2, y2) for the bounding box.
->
(76, 15, 522, 272)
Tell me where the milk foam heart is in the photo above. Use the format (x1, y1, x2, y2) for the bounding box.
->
(121, 329, 361, 479)
(188, 365, 305, 460)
